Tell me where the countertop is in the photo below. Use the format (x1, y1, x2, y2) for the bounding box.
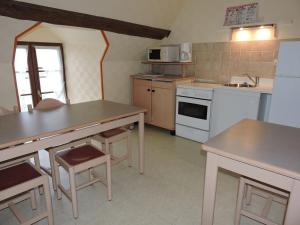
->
(131, 74, 195, 82)
(177, 81, 272, 94)
(202, 119, 300, 180)
(177, 82, 222, 90)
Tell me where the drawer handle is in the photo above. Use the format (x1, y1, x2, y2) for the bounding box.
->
(147, 89, 151, 92)
(152, 90, 155, 93)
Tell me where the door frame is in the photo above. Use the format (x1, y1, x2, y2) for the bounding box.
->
(15, 41, 68, 107)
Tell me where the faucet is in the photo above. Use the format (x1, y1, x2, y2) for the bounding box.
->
(242, 73, 259, 87)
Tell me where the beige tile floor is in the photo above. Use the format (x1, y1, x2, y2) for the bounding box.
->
(0, 125, 285, 225)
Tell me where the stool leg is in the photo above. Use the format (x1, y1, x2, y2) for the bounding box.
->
(43, 176, 54, 225)
(33, 153, 44, 195)
(109, 143, 114, 157)
(127, 133, 132, 167)
(105, 140, 109, 155)
(30, 189, 37, 210)
(106, 156, 112, 201)
(49, 150, 57, 191)
(69, 168, 79, 218)
(246, 185, 253, 205)
(101, 143, 106, 154)
(89, 168, 94, 182)
(235, 178, 246, 225)
(53, 161, 62, 200)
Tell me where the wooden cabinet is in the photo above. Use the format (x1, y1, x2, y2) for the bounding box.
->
(133, 79, 152, 123)
(133, 79, 175, 131)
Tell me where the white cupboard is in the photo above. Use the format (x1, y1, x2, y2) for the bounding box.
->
(210, 88, 261, 137)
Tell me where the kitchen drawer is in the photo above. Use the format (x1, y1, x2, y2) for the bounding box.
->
(177, 87, 213, 100)
(134, 79, 151, 87)
(176, 124, 209, 143)
(152, 80, 173, 89)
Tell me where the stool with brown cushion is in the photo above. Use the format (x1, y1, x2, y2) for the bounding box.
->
(93, 127, 132, 167)
(0, 163, 53, 225)
(0, 106, 42, 194)
(28, 98, 68, 191)
(53, 138, 112, 219)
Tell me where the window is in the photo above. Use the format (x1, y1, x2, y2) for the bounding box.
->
(14, 42, 67, 111)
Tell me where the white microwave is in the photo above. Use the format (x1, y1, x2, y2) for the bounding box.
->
(147, 46, 179, 62)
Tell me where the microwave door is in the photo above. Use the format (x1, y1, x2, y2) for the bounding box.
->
(148, 49, 161, 61)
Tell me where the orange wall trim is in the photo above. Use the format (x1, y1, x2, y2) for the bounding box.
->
(100, 30, 110, 100)
(12, 22, 41, 111)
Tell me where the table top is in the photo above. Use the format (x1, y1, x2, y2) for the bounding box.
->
(202, 119, 300, 180)
(0, 100, 145, 149)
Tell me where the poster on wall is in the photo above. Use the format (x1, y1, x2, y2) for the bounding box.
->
(224, 3, 258, 26)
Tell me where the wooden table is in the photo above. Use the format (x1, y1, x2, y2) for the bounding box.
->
(201, 119, 300, 225)
(0, 100, 146, 173)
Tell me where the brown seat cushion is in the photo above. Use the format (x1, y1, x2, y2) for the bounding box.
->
(100, 128, 126, 138)
(56, 145, 105, 166)
(0, 163, 41, 191)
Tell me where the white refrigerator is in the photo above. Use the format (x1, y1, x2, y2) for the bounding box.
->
(269, 41, 300, 128)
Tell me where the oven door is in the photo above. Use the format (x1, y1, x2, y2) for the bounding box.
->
(176, 96, 211, 130)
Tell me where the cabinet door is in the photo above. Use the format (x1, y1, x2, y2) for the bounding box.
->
(210, 88, 260, 137)
(151, 87, 175, 130)
(133, 79, 152, 123)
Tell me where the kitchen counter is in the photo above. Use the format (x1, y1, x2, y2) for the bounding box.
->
(177, 81, 272, 94)
(218, 85, 273, 94)
(177, 82, 222, 90)
(131, 74, 194, 82)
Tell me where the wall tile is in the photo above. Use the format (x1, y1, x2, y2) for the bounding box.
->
(191, 40, 279, 82)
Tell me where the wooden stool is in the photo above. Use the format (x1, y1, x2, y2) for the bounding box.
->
(235, 177, 289, 225)
(0, 106, 42, 194)
(0, 163, 53, 225)
(93, 127, 132, 166)
(28, 98, 67, 191)
(53, 138, 112, 218)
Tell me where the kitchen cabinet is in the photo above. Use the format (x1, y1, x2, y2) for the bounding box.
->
(210, 88, 261, 137)
(151, 81, 175, 130)
(132, 78, 176, 131)
(133, 79, 152, 123)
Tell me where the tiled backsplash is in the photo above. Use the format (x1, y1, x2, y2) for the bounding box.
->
(189, 40, 279, 83)
(150, 40, 280, 83)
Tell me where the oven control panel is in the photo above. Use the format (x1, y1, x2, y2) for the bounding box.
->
(176, 87, 213, 100)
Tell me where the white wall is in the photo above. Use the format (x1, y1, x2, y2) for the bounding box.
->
(18, 24, 105, 104)
(0, 0, 184, 108)
(165, 0, 300, 44)
(103, 32, 160, 104)
(52, 26, 105, 104)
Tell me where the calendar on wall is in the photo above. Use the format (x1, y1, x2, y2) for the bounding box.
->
(224, 3, 259, 26)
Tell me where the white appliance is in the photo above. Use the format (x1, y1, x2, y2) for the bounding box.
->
(176, 84, 214, 143)
(269, 41, 300, 128)
(210, 88, 261, 137)
(180, 43, 192, 62)
(147, 46, 179, 62)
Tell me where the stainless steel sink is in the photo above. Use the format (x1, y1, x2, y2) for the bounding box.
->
(224, 83, 256, 88)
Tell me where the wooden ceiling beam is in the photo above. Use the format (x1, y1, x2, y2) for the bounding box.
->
(0, 0, 171, 40)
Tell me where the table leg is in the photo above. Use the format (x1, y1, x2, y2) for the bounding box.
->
(202, 152, 219, 225)
(138, 112, 144, 174)
(284, 180, 300, 225)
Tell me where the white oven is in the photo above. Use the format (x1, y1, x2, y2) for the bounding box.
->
(176, 96, 211, 130)
(176, 86, 213, 143)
